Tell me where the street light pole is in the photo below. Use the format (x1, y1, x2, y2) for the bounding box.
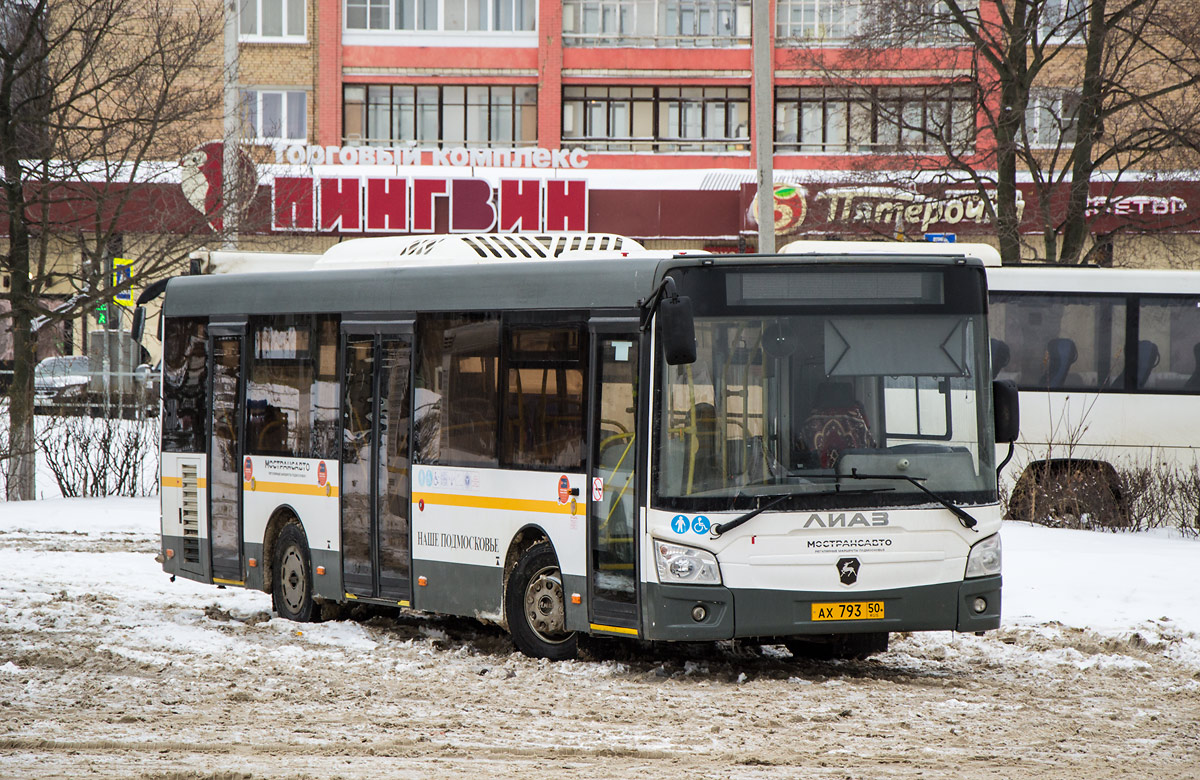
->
(222, 0, 240, 250)
(752, 0, 774, 254)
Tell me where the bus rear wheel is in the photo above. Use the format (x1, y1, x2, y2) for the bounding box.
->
(785, 632, 888, 661)
(272, 523, 319, 623)
(506, 542, 578, 660)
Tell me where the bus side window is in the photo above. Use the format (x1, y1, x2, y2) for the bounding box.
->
(162, 317, 208, 454)
(1138, 297, 1200, 391)
(415, 314, 500, 467)
(502, 324, 587, 471)
(245, 314, 339, 460)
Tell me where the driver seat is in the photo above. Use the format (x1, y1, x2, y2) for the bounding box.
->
(801, 382, 874, 468)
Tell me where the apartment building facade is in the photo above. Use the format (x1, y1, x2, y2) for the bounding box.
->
(219, 0, 1198, 259)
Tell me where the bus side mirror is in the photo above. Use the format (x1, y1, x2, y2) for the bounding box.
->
(993, 379, 1019, 444)
(660, 294, 697, 365)
(131, 306, 146, 343)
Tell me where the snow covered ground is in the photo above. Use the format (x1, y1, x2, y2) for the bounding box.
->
(1, 497, 1198, 779)
(4, 496, 1198, 656)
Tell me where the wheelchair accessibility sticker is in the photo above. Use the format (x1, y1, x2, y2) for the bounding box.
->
(671, 514, 711, 535)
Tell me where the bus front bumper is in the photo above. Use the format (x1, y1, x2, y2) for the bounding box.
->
(642, 575, 1001, 642)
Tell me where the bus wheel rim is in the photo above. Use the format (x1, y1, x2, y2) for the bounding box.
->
(281, 547, 306, 613)
(524, 565, 569, 644)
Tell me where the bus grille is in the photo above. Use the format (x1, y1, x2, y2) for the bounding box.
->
(180, 464, 201, 565)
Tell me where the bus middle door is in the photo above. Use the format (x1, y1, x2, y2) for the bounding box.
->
(341, 323, 414, 605)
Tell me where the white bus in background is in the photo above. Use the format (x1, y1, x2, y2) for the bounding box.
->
(150, 235, 1016, 661)
(986, 265, 1200, 520)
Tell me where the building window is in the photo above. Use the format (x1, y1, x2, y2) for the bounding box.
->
(240, 0, 306, 39)
(1025, 89, 1079, 148)
(562, 86, 749, 151)
(345, 0, 535, 32)
(775, 1, 971, 44)
(343, 84, 537, 147)
(1039, 0, 1086, 40)
(562, 0, 749, 46)
(775, 85, 975, 153)
(241, 89, 307, 140)
(775, 0, 861, 41)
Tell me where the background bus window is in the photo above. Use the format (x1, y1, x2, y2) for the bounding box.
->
(245, 314, 339, 459)
(503, 325, 586, 471)
(414, 314, 500, 467)
(990, 294, 1125, 391)
(1137, 297, 1200, 391)
(162, 318, 208, 454)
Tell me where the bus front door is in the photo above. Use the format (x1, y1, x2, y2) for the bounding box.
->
(341, 328, 414, 604)
(587, 332, 641, 635)
(208, 329, 244, 585)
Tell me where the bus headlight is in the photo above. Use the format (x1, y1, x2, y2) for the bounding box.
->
(965, 534, 1002, 578)
(655, 541, 721, 585)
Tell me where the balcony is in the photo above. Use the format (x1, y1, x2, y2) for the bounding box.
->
(562, 0, 751, 48)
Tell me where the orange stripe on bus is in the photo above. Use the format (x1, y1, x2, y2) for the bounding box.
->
(413, 491, 575, 515)
(161, 477, 208, 489)
(243, 480, 340, 498)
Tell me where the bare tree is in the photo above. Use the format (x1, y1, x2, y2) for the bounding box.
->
(786, 0, 1200, 264)
(1, 0, 232, 500)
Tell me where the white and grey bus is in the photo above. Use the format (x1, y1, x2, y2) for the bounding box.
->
(154, 236, 1016, 660)
(987, 265, 1200, 518)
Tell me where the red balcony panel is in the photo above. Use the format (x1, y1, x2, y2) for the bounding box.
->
(343, 45, 539, 71)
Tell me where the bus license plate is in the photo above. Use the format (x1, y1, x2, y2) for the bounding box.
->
(811, 601, 885, 621)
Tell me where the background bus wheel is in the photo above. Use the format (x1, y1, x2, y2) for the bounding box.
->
(273, 523, 318, 623)
(506, 542, 578, 660)
(785, 632, 888, 661)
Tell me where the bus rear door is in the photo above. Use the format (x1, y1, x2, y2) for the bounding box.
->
(208, 325, 245, 585)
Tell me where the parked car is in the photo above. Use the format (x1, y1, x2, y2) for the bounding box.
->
(33, 356, 91, 413)
(33, 353, 160, 417)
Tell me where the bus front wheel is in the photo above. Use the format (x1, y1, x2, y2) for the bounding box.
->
(272, 523, 319, 623)
(506, 542, 578, 660)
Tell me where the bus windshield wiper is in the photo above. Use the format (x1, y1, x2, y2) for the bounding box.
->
(710, 487, 896, 539)
(832, 470, 979, 531)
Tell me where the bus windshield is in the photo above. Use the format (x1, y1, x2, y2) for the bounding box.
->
(654, 264, 997, 512)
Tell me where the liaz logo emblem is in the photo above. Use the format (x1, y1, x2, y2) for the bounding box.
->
(837, 557, 860, 586)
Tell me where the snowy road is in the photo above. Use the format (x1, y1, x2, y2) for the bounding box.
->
(1, 498, 1198, 779)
